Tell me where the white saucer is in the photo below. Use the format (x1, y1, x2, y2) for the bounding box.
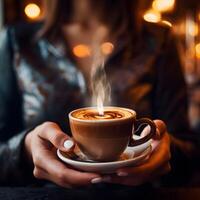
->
(57, 136, 152, 173)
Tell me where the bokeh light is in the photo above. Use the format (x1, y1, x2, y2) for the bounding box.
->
(161, 20, 172, 27)
(188, 21, 198, 37)
(101, 42, 114, 55)
(152, 0, 175, 13)
(24, 3, 41, 19)
(73, 44, 91, 58)
(143, 9, 161, 23)
(195, 43, 200, 59)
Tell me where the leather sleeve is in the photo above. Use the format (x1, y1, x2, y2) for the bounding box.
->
(0, 28, 35, 185)
(0, 130, 35, 185)
(0, 28, 23, 141)
(153, 30, 200, 185)
(153, 31, 190, 138)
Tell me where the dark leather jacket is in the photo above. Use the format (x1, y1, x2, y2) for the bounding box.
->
(0, 22, 198, 186)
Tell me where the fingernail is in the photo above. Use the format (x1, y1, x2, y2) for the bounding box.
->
(117, 172, 128, 177)
(64, 140, 74, 150)
(91, 177, 103, 184)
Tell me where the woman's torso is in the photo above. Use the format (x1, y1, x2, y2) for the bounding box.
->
(11, 22, 168, 133)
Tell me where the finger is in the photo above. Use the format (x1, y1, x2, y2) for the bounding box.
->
(34, 148, 102, 187)
(104, 162, 171, 186)
(37, 122, 75, 152)
(153, 120, 167, 139)
(151, 140, 161, 151)
(117, 133, 170, 176)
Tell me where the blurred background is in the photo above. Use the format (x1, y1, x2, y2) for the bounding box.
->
(0, 0, 200, 133)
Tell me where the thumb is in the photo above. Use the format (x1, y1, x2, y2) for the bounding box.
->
(153, 120, 167, 139)
(38, 122, 75, 152)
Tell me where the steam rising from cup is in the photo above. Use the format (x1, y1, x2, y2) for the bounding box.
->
(90, 26, 112, 116)
(91, 60, 111, 116)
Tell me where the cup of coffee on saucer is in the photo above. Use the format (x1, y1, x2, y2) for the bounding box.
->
(68, 106, 156, 162)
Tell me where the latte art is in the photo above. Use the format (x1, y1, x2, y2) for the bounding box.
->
(72, 108, 133, 120)
(83, 111, 124, 120)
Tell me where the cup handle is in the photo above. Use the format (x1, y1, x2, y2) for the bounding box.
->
(128, 118, 156, 146)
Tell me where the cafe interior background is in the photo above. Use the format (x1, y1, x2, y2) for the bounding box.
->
(0, 0, 200, 134)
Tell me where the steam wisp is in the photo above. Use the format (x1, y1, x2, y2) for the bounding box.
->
(90, 26, 111, 116)
(91, 59, 111, 116)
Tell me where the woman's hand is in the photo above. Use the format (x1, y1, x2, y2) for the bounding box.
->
(103, 120, 171, 186)
(24, 122, 102, 188)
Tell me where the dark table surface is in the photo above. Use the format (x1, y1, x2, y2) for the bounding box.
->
(1, 184, 200, 200)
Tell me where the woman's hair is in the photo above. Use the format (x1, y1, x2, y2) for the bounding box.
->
(39, 0, 143, 40)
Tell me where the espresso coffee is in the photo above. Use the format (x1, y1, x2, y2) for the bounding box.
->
(69, 106, 156, 162)
(69, 107, 135, 161)
(71, 107, 133, 120)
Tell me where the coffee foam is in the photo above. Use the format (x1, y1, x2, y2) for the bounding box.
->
(72, 108, 133, 120)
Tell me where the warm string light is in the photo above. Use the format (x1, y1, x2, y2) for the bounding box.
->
(24, 3, 41, 19)
(143, 9, 161, 23)
(72, 42, 114, 58)
(152, 0, 175, 13)
(161, 20, 172, 27)
(143, 0, 175, 26)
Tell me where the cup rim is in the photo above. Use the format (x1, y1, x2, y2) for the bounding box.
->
(68, 106, 136, 123)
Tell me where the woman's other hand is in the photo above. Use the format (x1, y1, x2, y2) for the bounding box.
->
(102, 120, 171, 186)
(24, 122, 102, 188)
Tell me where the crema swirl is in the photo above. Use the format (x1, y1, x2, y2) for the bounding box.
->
(72, 108, 133, 120)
